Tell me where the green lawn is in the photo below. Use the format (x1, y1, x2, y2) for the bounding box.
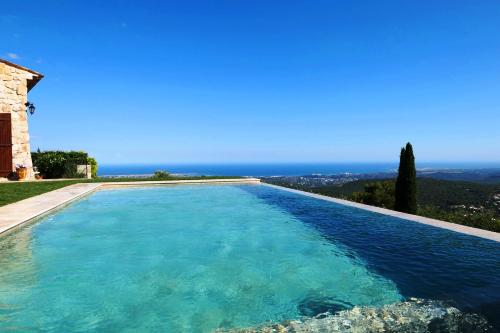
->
(0, 176, 241, 207)
(0, 180, 82, 207)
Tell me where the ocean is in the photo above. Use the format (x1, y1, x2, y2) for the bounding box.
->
(97, 162, 500, 177)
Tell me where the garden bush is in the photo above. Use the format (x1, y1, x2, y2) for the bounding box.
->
(31, 150, 98, 179)
(87, 157, 98, 178)
(153, 170, 171, 179)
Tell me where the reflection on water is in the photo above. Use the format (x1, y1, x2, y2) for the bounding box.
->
(0, 226, 36, 288)
(0, 226, 37, 327)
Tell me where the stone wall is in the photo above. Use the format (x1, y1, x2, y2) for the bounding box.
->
(76, 165, 92, 179)
(0, 62, 37, 179)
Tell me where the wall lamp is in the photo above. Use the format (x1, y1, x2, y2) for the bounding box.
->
(25, 102, 36, 115)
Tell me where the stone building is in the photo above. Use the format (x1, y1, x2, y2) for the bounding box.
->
(0, 59, 43, 179)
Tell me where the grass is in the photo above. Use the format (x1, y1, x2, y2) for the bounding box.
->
(0, 175, 242, 207)
(0, 180, 82, 207)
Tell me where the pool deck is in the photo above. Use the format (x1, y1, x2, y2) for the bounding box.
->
(0, 178, 260, 235)
(0, 178, 498, 242)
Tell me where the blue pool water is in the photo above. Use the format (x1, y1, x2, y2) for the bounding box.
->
(0, 184, 499, 332)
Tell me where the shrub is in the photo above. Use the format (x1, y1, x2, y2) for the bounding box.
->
(350, 180, 395, 209)
(31, 150, 97, 179)
(87, 157, 98, 178)
(153, 170, 171, 179)
(419, 206, 500, 233)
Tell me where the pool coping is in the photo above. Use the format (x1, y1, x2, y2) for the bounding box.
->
(262, 183, 500, 243)
(0, 178, 260, 236)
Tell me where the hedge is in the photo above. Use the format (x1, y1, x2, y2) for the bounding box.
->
(31, 151, 98, 179)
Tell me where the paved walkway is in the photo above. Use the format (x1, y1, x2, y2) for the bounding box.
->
(0, 178, 260, 235)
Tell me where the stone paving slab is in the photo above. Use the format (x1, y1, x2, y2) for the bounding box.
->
(0, 178, 260, 235)
(263, 183, 500, 243)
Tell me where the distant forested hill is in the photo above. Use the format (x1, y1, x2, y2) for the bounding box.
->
(297, 178, 500, 209)
(418, 169, 500, 184)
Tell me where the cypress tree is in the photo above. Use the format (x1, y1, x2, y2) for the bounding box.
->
(405, 143, 417, 213)
(394, 142, 417, 214)
(394, 147, 407, 211)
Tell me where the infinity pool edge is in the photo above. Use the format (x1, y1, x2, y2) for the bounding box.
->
(262, 183, 500, 243)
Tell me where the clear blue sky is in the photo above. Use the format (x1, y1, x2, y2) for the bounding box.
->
(2, 1, 500, 164)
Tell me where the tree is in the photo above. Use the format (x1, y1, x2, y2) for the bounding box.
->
(394, 147, 407, 212)
(153, 170, 171, 179)
(394, 142, 417, 214)
(351, 180, 395, 208)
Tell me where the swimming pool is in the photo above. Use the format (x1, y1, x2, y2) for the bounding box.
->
(0, 184, 498, 332)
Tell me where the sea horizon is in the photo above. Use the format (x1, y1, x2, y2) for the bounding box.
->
(98, 162, 500, 177)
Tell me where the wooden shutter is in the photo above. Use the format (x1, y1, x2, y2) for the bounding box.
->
(0, 113, 13, 177)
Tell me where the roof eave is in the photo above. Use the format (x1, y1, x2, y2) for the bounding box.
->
(0, 58, 44, 91)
